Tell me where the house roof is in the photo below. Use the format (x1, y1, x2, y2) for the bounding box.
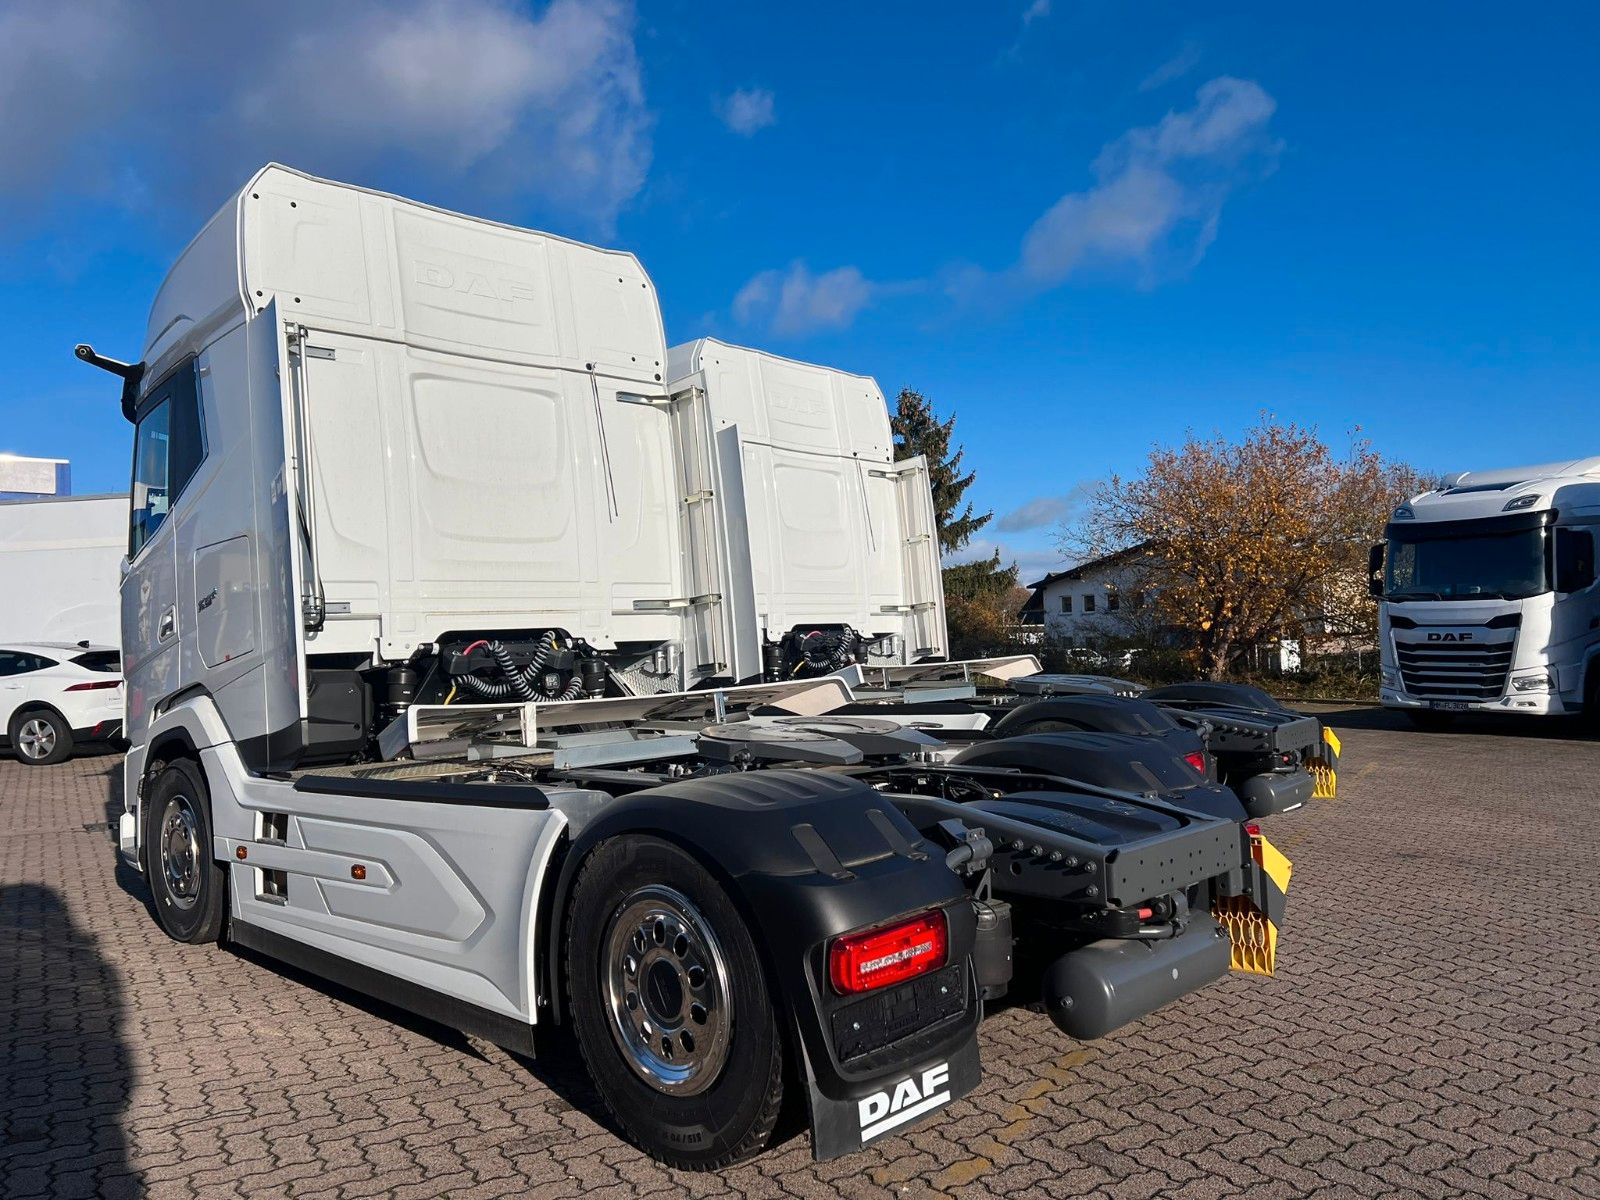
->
(1025, 543, 1150, 590)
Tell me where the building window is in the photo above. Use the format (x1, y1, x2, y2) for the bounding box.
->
(1107, 590, 1120, 612)
(1083, 594, 1096, 613)
(1131, 590, 1145, 611)
(1059, 595, 1072, 613)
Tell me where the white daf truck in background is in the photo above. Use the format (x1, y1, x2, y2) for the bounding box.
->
(77, 164, 1293, 1170)
(1371, 459, 1600, 725)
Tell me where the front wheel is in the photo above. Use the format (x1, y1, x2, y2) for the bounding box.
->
(9, 709, 73, 765)
(142, 759, 228, 944)
(566, 836, 785, 1170)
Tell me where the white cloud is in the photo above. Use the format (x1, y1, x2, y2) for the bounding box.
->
(1022, 0, 1051, 26)
(0, 0, 140, 197)
(716, 88, 777, 136)
(733, 262, 874, 336)
(1138, 43, 1203, 92)
(995, 486, 1090, 533)
(0, 0, 651, 229)
(1018, 76, 1278, 288)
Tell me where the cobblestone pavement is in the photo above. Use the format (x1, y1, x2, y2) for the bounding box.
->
(4, 710, 1599, 1199)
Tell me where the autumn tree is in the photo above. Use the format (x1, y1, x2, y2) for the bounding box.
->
(1063, 417, 1426, 680)
(893, 388, 1018, 654)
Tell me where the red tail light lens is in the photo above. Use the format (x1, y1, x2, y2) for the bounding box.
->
(65, 680, 121, 692)
(1183, 750, 1207, 775)
(829, 909, 948, 994)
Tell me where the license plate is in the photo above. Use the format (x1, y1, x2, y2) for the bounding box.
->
(1429, 701, 1469, 711)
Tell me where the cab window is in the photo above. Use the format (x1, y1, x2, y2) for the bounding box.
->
(130, 359, 204, 556)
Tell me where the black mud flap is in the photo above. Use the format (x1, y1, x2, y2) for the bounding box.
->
(802, 1032, 983, 1160)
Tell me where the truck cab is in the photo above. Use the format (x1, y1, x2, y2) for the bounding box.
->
(1373, 459, 1600, 721)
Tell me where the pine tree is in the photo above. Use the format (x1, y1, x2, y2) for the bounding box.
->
(891, 388, 991, 555)
(892, 388, 1018, 655)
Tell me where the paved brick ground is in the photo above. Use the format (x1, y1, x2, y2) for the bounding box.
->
(3, 711, 1599, 1199)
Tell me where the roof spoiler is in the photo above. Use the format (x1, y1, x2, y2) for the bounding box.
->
(73, 344, 145, 422)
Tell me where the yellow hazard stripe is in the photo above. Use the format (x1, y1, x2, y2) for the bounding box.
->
(1253, 831, 1293, 895)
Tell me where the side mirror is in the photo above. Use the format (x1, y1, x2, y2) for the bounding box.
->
(1367, 544, 1384, 598)
(1554, 529, 1596, 593)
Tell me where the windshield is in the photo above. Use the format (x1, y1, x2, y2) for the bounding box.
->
(1385, 527, 1549, 600)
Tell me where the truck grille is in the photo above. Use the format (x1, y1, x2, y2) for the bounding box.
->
(1395, 640, 1512, 699)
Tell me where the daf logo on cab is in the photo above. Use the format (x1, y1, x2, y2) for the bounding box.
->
(1426, 632, 1474, 642)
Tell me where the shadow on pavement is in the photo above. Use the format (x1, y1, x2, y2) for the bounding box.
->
(0, 884, 141, 1198)
(1314, 703, 1598, 742)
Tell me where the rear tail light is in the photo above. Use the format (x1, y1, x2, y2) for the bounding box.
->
(828, 908, 948, 994)
(65, 680, 121, 692)
(1183, 750, 1207, 775)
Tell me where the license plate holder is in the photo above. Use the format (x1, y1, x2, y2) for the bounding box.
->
(1429, 700, 1469, 711)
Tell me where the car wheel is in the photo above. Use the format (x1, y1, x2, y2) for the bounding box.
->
(142, 759, 228, 944)
(9, 709, 73, 766)
(566, 836, 785, 1170)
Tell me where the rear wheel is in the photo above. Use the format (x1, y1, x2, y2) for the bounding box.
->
(142, 759, 228, 944)
(9, 709, 73, 766)
(566, 836, 784, 1170)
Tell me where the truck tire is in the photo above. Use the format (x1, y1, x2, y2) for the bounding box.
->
(9, 709, 74, 766)
(565, 835, 785, 1170)
(142, 759, 228, 944)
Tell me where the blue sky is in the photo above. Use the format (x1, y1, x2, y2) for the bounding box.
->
(2, 1, 1596, 581)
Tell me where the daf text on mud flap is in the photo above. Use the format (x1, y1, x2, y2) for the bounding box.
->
(859, 1062, 952, 1142)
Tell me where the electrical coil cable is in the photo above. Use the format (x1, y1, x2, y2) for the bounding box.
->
(791, 627, 860, 676)
(456, 633, 584, 701)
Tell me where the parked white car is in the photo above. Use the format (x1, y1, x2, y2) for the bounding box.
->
(0, 642, 124, 765)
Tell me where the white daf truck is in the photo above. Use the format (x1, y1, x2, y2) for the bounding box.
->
(80, 165, 1291, 1169)
(1371, 460, 1600, 725)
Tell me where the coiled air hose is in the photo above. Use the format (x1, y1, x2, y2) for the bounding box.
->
(457, 633, 581, 700)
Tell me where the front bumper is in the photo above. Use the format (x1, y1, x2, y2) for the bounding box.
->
(73, 718, 124, 741)
(1380, 687, 1572, 716)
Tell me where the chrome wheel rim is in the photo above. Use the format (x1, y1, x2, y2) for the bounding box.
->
(603, 885, 732, 1096)
(17, 718, 56, 760)
(159, 795, 203, 910)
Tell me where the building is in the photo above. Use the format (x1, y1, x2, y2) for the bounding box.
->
(1018, 545, 1151, 648)
(0, 494, 127, 645)
(0, 454, 72, 501)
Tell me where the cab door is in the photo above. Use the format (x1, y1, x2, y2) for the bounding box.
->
(121, 359, 204, 743)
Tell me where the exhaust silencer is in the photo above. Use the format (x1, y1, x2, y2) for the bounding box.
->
(1042, 914, 1232, 1040)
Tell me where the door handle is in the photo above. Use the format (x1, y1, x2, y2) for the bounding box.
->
(158, 606, 177, 642)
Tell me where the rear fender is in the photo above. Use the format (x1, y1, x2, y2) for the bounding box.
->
(545, 769, 982, 1159)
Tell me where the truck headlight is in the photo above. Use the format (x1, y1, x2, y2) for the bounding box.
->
(1512, 673, 1552, 692)
(1380, 668, 1398, 687)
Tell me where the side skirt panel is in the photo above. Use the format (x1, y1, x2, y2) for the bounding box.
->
(228, 919, 537, 1056)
